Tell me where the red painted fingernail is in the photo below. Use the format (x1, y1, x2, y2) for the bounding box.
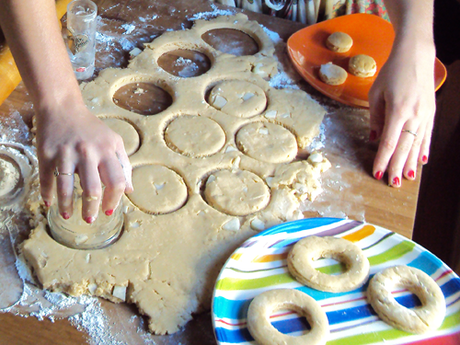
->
(375, 171, 383, 180)
(392, 177, 400, 187)
(408, 170, 415, 179)
(44, 201, 51, 207)
(62, 212, 70, 220)
(105, 209, 114, 216)
(422, 155, 428, 164)
(369, 130, 377, 142)
(85, 216, 95, 224)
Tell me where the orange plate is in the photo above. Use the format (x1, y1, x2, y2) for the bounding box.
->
(287, 13, 447, 108)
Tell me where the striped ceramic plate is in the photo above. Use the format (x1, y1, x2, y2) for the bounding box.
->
(212, 218, 460, 345)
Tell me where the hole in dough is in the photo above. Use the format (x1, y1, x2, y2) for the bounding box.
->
(164, 115, 226, 157)
(0, 154, 22, 203)
(112, 82, 173, 116)
(127, 165, 188, 215)
(207, 80, 267, 118)
(236, 122, 297, 163)
(203, 169, 270, 216)
(271, 308, 311, 335)
(102, 118, 140, 156)
(157, 49, 212, 78)
(202, 29, 259, 56)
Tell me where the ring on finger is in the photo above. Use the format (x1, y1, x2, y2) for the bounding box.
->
(401, 129, 418, 137)
(54, 167, 74, 177)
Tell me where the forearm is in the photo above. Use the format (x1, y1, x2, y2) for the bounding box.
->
(0, 0, 82, 114)
(383, 0, 435, 52)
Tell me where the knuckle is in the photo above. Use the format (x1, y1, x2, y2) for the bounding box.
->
(381, 137, 398, 152)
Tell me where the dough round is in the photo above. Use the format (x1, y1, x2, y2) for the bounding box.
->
(102, 118, 140, 156)
(326, 32, 353, 53)
(204, 169, 270, 216)
(319, 63, 347, 85)
(288, 236, 370, 292)
(367, 265, 446, 334)
(247, 288, 329, 345)
(208, 80, 267, 118)
(236, 122, 297, 163)
(128, 164, 188, 214)
(0, 156, 20, 198)
(165, 115, 226, 157)
(348, 54, 377, 77)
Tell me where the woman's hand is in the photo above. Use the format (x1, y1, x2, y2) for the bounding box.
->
(369, 37, 436, 187)
(36, 100, 133, 223)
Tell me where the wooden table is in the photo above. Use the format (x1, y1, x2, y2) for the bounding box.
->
(0, 0, 421, 343)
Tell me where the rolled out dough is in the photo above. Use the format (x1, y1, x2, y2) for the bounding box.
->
(22, 14, 330, 335)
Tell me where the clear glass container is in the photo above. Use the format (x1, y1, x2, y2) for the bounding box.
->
(66, 0, 98, 80)
(48, 186, 124, 250)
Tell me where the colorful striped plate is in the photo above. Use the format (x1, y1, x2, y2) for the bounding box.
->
(212, 218, 460, 345)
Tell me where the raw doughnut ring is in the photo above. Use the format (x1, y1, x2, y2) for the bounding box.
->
(367, 265, 446, 334)
(287, 236, 370, 292)
(247, 288, 329, 345)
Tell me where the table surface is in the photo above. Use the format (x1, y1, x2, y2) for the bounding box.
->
(0, 0, 422, 343)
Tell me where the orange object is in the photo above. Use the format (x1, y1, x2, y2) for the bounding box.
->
(287, 13, 447, 108)
(0, 0, 73, 106)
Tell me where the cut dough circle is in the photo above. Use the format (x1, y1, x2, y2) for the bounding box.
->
(0, 156, 20, 198)
(102, 118, 140, 156)
(326, 32, 353, 53)
(128, 164, 188, 214)
(247, 288, 329, 345)
(367, 265, 446, 334)
(165, 115, 226, 157)
(204, 169, 270, 216)
(288, 236, 370, 292)
(208, 80, 267, 118)
(236, 122, 297, 163)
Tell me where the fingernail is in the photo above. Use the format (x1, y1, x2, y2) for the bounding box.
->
(422, 155, 428, 164)
(105, 209, 114, 216)
(62, 212, 70, 220)
(392, 177, 400, 187)
(369, 130, 377, 142)
(375, 171, 383, 180)
(408, 170, 415, 179)
(44, 201, 51, 207)
(85, 216, 95, 224)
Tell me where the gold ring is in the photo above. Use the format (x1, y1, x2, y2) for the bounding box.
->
(54, 167, 73, 177)
(402, 129, 418, 137)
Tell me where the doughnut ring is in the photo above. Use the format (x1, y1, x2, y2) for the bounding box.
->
(247, 289, 329, 345)
(287, 236, 370, 292)
(367, 265, 446, 334)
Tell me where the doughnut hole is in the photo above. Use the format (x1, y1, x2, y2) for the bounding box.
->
(270, 309, 311, 336)
(207, 80, 267, 118)
(101, 117, 141, 156)
(202, 29, 259, 56)
(164, 115, 226, 158)
(157, 49, 212, 78)
(314, 257, 347, 276)
(112, 82, 172, 116)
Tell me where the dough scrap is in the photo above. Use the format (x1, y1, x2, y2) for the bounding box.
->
(22, 14, 330, 335)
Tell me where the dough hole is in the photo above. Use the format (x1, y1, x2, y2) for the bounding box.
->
(164, 115, 226, 157)
(203, 169, 270, 216)
(157, 49, 212, 78)
(236, 122, 297, 163)
(127, 165, 188, 215)
(101, 117, 141, 156)
(202, 29, 259, 56)
(208, 80, 267, 118)
(112, 82, 173, 116)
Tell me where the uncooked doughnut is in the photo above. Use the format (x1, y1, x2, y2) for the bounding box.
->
(348, 54, 377, 78)
(326, 32, 353, 53)
(367, 265, 446, 334)
(247, 288, 329, 345)
(319, 63, 347, 86)
(288, 236, 370, 292)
